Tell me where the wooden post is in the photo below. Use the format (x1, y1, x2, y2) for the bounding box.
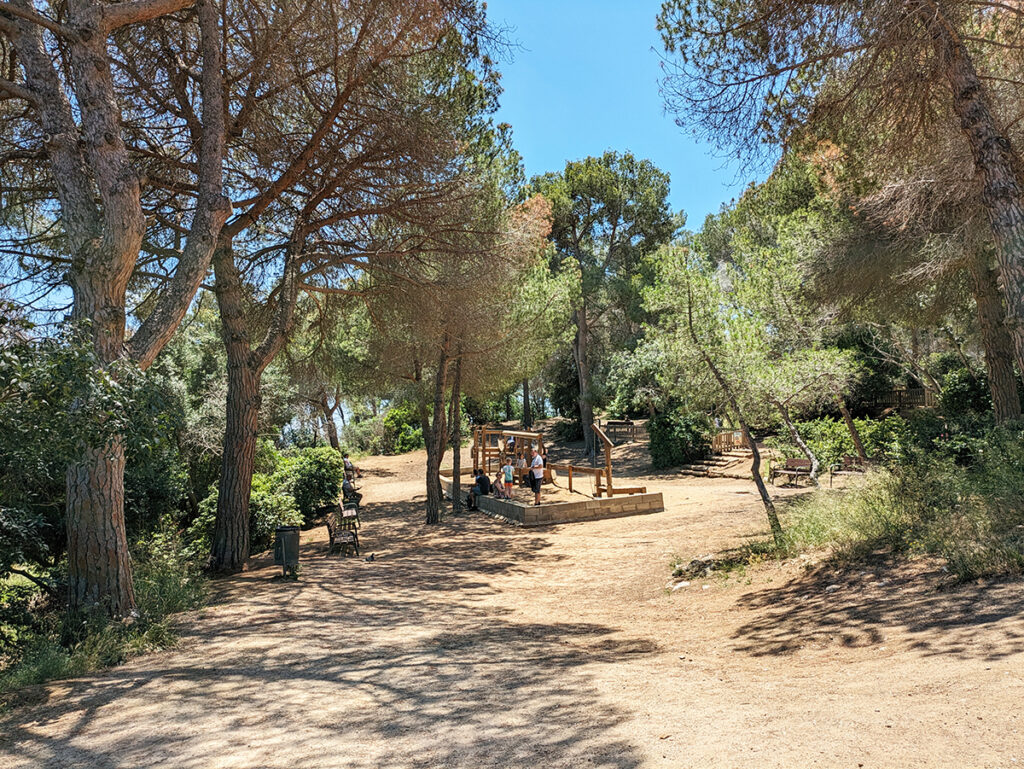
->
(593, 422, 614, 497)
(568, 465, 573, 493)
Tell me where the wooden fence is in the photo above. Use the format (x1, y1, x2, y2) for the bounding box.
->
(873, 388, 939, 410)
(711, 429, 750, 454)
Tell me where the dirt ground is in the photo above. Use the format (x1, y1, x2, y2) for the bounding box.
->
(2, 444, 1023, 768)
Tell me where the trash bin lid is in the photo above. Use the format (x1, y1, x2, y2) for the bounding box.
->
(275, 525, 300, 532)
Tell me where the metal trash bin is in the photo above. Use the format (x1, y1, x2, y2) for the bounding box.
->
(273, 525, 300, 577)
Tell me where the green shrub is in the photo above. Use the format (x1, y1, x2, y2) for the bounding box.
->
(773, 428, 1024, 580)
(286, 447, 345, 523)
(939, 368, 992, 418)
(381, 403, 425, 454)
(248, 474, 302, 552)
(766, 415, 912, 467)
(551, 417, 584, 443)
(1, 529, 208, 698)
(648, 409, 712, 468)
(187, 472, 302, 555)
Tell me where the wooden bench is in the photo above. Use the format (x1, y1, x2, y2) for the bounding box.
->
(830, 455, 868, 487)
(325, 505, 360, 556)
(769, 457, 813, 486)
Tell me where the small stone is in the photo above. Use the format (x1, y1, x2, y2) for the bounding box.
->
(672, 581, 690, 591)
(702, 584, 711, 590)
(825, 584, 841, 593)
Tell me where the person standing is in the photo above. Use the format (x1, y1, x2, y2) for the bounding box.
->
(529, 447, 544, 506)
(501, 458, 515, 499)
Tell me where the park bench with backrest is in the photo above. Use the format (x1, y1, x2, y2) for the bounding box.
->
(829, 455, 868, 487)
(325, 504, 360, 556)
(769, 457, 813, 486)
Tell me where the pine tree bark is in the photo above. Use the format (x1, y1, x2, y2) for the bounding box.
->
(836, 394, 868, 461)
(928, 13, 1024, 377)
(425, 342, 450, 525)
(65, 438, 135, 614)
(451, 354, 464, 514)
(319, 389, 341, 451)
(770, 397, 820, 485)
(522, 378, 533, 428)
(211, 360, 260, 571)
(210, 236, 299, 571)
(572, 306, 597, 463)
(968, 253, 1022, 423)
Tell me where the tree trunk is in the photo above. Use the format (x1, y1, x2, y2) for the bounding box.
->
(210, 232, 300, 571)
(65, 439, 136, 615)
(504, 391, 513, 422)
(685, 290, 782, 546)
(211, 359, 260, 571)
(968, 253, 1022, 423)
(320, 390, 341, 451)
(572, 307, 596, 463)
(64, 271, 137, 615)
(451, 354, 464, 513)
(522, 378, 533, 428)
(425, 345, 450, 525)
(835, 394, 868, 462)
(931, 16, 1024, 377)
(771, 398, 820, 485)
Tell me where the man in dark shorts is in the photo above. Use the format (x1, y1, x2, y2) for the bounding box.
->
(466, 469, 492, 510)
(529, 447, 544, 505)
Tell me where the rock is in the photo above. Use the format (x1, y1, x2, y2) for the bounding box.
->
(825, 584, 841, 593)
(672, 581, 690, 591)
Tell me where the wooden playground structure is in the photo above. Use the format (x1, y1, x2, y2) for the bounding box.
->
(471, 427, 548, 479)
(470, 423, 646, 499)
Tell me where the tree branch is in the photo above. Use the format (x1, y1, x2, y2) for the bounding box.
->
(101, 0, 196, 31)
(9, 566, 56, 595)
(0, 77, 38, 104)
(0, 1, 74, 38)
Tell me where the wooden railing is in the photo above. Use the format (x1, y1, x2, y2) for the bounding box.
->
(711, 429, 750, 454)
(602, 419, 648, 444)
(874, 388, 939, 409)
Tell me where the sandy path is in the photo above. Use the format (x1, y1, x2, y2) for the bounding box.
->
(2, 448, 1022, 768)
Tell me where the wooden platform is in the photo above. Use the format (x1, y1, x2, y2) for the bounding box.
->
(441, 476, 665, 526)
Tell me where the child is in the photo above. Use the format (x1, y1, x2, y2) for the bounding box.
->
(501, 458, 515, 499)
(493, 469, 507, 499)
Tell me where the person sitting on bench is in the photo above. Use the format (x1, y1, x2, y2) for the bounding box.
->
(343, 452, 361, 481)
(342, 477, 363, 506)
(466, 469, 492, 510)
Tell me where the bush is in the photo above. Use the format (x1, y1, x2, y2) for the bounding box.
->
(1, 529, 208, 698)
(766, 415, 912, 467)
(648, 409, 712, 468)
(248, 474, 302, 552)
(550, 417, 584, 443)
(381, 403, 424, 454)
(772, 428, 1024, 580)
(187, 473, 304, 556)
(939, 368, 992, 418)
(283, 447, 345, 523)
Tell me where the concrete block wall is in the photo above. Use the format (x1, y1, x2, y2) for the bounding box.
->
(439, 474, 665, 526)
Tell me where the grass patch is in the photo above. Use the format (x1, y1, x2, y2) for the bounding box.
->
(755, 442, 1024, 581)
(0, 530, 207, 702)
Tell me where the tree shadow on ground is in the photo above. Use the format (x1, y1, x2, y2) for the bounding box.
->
(1, 497, 656, 769)
(730, 558, 1024, 661)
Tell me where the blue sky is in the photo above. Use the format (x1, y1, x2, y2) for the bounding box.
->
(486, 0, 761, 228)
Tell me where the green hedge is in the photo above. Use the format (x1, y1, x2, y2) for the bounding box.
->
(648, 410, 712, 468)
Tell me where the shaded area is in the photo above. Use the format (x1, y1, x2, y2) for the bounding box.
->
(0, 496, 655, 769)
(730, 560, 1024, 660)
